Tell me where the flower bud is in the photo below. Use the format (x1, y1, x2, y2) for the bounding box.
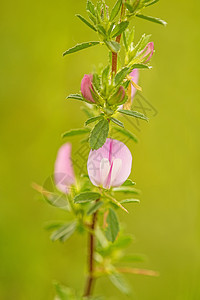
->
(108, 86, 126, 105)
(87, 138, 132, 189)
(54, 143, 75, 194)
(81, 74, 96, 103)
(141, 42, 154, 63)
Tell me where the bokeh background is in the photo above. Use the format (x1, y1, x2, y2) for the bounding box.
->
(1, 0, 200, 299)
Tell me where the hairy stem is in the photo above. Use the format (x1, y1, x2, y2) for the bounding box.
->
(83, 200, 99, 297)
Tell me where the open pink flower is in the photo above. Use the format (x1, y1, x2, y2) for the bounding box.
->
(141, 42, 154, 63)
(81, 74, 95, 103)
(87, 138, 132, 189)
(54, 143, 75, 194)
(129, 69, 139, 101)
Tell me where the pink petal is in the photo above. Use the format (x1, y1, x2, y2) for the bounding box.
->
(141, 42, 154, 63)
(87, 139, 132, 189)
(54, 143, 75, 194)
(81, 74, 95, 103)
(129, 69, 139, 101)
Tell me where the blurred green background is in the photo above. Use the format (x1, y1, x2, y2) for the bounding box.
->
(0, 0, 200, 299)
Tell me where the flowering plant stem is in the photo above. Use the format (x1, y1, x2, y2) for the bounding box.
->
(84, 199, 100, 297)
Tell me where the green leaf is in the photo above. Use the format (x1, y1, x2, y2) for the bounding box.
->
(114, 67, 130, 86)
(120, 199, 140, 204)
(86, 0, 96, 16)
(112, 126, 138, 143)
(51, 222, 76, 242)
(63, 41, 100, 56)
(125, 2, 134, 13)
(66, 93, 95, 104)
(44, 221, 66, 231)
(87, 201, 103, 215)
(105, 41, 121, 53)
(122, 179, 136, 186)
(122, 32, 128, 51)
(74, 192, 101, 204)
(105, 208, 119, 243)
(112, 187, 140, 195)
(62, 128, 90, 138)
(45, 193, 70, 211)
(93, 73, 101, 91)
(118, 109, 149, 121)
(136, 14, 167, 26)
(54, 282, 75, 300)
(110, 117, 124, 128)
(131, 63, 150, 69)
(110, 0, 122, 21)
(85, 115, 104, 126)
(111, 21, 129, 38)
(76, 14, 97, 32)
(119, 253, 147, 263)
(109, 273, 131, 295)
(145, 0, 159, 7)
(96, 25, 107, 38)
(89, 119, 109, 150)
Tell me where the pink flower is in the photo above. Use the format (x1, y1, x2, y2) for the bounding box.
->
(54, 143, 75, 194)
(129, 69, 139, 101)
(87, 138, 132, 189)
(81, 74, 95, 103)
(141, 42, 154, 63)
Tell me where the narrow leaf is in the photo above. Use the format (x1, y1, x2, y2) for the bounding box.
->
(109, 273, 131, 294)
(113, 187, 140, 195)
(145, 0, 159, 7)
(74, 192, 101, 204)
(111, 21, 129, 38)
(89, 119, 109, 150)
(62, 128, 90, 138)
(131, 63, 150, 69)
(110, 117, 124, 128)
(105, 41, 121, 53)
(85, 115, 103, 126)
(113, 126, 138, 143)
(118, 109, 149, 121)
(66, 93, 95, 104)
(105, 208, 119, 243)
(51, 222, 76, 242)
(76, 14, 97, 32)
(86, 0, 96, 16)
(54, 282, 75, 300)
(114, 67, 130, 86)
(63, 41, 100, 56)
(110, 0, 122, 21)
(136, 14, 167, 26)
(87, 201, 103, 215)
(120, 199, 140, 204)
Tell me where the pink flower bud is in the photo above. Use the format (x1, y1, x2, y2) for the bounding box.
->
(54, 143, 75, 194)
(81, 74, 95, 103)
(141, 42, 154, 63)
(87, 138, 132, 189)
(129, 69, 139, 101)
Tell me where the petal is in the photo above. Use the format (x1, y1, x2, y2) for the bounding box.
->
(110, 158, 122, 187)
(130, 69, 139, 101)
(109, 139, 132, 187)
(100, 158, 111, 188)
(54, 143, 75, 194)
(87, 139, 112, 187)
(87, 139, 132, 188)
(81, 74, 95, 103)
